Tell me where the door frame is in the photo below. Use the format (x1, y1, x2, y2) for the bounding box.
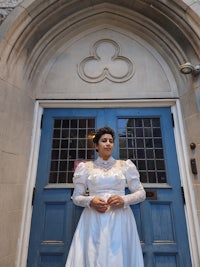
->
(16, 99, 199, 267)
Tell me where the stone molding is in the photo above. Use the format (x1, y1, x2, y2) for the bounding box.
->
(77, 39, 135, 83)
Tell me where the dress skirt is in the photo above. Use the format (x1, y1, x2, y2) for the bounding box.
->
(65, 205, 144, 267)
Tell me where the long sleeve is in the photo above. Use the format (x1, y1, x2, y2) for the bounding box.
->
(122, 160, 146, 207)
(71, 162, 94, 208)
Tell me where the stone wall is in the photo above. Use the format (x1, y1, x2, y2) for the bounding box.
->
(0, 0, 23, 23)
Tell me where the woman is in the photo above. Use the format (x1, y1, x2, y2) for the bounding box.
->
(65, 126, 146, 267)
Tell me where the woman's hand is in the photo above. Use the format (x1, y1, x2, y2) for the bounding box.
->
(107, 195, 124, 208)
(90, 197, 109, 213)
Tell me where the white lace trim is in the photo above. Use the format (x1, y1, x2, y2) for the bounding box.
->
(93, 156, 116, 170)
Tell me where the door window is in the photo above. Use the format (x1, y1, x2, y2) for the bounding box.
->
(49, 118, 95, 183)
(118, 117, 166, 183)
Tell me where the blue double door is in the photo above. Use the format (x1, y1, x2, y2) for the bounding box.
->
(27, 107, 192, 267)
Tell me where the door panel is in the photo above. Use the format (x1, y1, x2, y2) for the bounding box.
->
(27, 107, 191, 267)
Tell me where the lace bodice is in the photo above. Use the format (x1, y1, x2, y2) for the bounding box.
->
(72, 157, 146, 208)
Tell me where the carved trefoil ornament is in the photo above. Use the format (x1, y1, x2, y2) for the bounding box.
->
(78, 39, 135, 83)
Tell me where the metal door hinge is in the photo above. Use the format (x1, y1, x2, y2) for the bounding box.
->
(40, 114, 44, 129)
(181, 186, 185, 205)
(171, 113, 175, 127)
(32, 187, 35, 206)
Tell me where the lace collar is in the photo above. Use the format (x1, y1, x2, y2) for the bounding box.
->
(94, 156, 116, 170)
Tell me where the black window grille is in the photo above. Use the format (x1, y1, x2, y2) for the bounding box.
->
(49, 118, 95, 183)
(118, 117, 167, 183)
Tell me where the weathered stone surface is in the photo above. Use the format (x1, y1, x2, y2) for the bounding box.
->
(0, 0, 23, 23)
(0, 0, 23, 8)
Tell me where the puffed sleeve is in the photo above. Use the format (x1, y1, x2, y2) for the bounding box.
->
(122, 159, 146, 207)
(71, 162, 94, 208)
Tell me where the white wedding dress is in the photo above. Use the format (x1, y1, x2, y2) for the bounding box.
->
(65, 156, 146, 267)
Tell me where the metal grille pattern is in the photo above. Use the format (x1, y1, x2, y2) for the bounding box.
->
(49, 118, 95, 183)
(118, 118, 167, 183)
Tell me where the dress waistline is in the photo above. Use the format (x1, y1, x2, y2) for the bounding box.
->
(89, 189, 125, 197)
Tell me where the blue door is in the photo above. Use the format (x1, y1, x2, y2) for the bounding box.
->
(27, 107, 192, 267)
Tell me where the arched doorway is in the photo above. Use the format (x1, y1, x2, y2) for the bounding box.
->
(1, 1, 197, 267)
(25, 19, 192, 265)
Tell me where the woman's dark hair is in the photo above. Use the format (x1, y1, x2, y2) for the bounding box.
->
(93, 126, 115, 144)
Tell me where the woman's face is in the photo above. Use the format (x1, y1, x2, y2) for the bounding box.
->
(95, 133, 114, 160)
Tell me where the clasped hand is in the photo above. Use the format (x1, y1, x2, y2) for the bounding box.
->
(90, 195, 124, 213)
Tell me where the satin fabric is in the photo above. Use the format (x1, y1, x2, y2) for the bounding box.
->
(65, 158, 145, 267)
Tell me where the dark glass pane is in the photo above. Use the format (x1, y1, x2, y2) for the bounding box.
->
(154, 138, 163, 148)
(145, 139, 153, 148)
(71, 120, 77, 128)
(49, 172, 57, 183)
(54, 119, 61, 128)
(119, 149, 127, 159)
(68, 172, 73, 183)
(143, 119, 151, 127)
(78, 150, 85, 158)
(148, 172, 156, 183)
(61, 140, 68, 149)
(68, 161, 74, 171)
(60, 150, 67, 159)
(128, 149, 135, 158)
(88, 119, 95, 127)
(136, 128, 143, 137)
(138, 160, 146, 170)
(152, 118, 160, 127)
(158, 172, 167, 183)
(156, 160, 165, 170)
(127, 129, 134, 138)
(119, 138, 127, 148)
(59, 161, 67, 171)
(78, 139, 86, 148)
(79, 119, 86, 128)
(70, 129, 77, 138)
(127, 118, 134, 127)
(147, 160, 155, 170)
(135, 118, 143, 127)
(155, 149, 163, 158)
(53, 129, 60, 138)
(70, 139, 77, 148)
(62, 120, 69, 128)
(69, 150, 76, 159)
(153, 128, 162, 137)
(146, 149, 154, 158)
(52, 150, 59, 159)
(58, 172, 66, 183)
(50, 161, 58, 171)
(136, 139, 144, 148)
(62, 129, 69, 138)
(118, 128, 127, 137)
(52, 139, 60, 149)
(140, 172, 147, 183)
(79, 129, 86, 138)
(144, 128, 152, 137)
(137, 149, 145, 159)
(128, 138, 134, 147)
